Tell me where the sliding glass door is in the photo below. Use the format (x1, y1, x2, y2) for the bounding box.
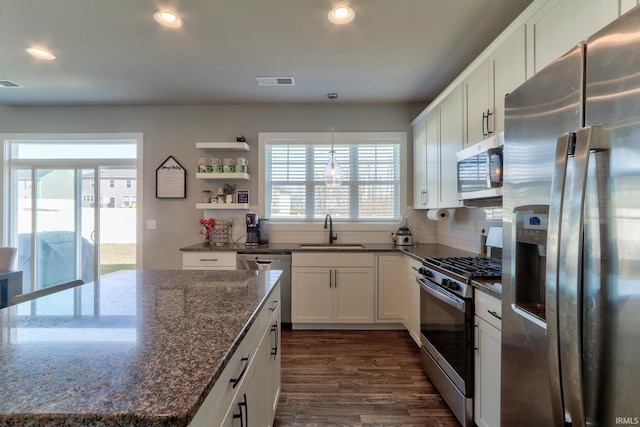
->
(5, 137, 139, 305)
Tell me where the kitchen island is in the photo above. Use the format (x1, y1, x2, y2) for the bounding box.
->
(0, 269, 282, 426)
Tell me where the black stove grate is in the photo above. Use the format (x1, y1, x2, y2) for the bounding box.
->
(424, 256, 502, 280)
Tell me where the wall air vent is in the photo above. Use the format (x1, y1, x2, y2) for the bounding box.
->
(256, 76, 295, 86)
(0, 79, 22, 88)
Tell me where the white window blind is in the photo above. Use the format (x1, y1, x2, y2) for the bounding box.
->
(264, 134, 401, 220)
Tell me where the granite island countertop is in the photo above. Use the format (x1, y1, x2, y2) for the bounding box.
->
(0, 269, 282, 427)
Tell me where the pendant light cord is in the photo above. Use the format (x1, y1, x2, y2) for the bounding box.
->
(329, 92, 337, 152)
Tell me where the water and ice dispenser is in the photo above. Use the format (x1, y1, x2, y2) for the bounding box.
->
(513, 205, 549, 321)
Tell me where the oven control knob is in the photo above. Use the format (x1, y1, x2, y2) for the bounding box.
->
(448, 281, 459, 291)
(419, 267, 432, 277)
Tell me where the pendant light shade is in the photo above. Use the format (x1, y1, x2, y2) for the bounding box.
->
(324, 150, 343, 187)
(324, 93, 344, 188)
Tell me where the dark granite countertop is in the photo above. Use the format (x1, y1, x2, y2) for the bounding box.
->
(0, 269, 281, 426)
(179, 242, 500, 298)
(180, 242, 474, 258)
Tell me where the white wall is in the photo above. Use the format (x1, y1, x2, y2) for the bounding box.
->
(0, 102, 426, 269)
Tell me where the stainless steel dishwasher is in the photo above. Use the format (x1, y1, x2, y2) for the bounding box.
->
(237, 252, 292, 327)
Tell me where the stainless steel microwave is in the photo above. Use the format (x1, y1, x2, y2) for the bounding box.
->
(456, 133, 503, 203)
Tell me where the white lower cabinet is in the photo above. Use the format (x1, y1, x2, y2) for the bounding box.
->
(376, 254, 406, 322)
(220, 371, 256, 427)
(291, 253, 375, 325)
(474, 290, 502, 427)
(254, 299, 281, 426)
(189, 283, 281, 427)
(405, 257, 422, 347)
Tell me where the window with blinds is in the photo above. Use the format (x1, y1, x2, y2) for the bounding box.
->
(264, 134, 401, 220)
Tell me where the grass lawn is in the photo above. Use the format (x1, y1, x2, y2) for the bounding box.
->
(100, 243, 136, 275)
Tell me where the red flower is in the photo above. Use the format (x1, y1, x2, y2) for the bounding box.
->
(198, 218, 216, 238)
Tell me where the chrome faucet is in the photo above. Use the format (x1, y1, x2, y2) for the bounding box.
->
(324, 214, 337, 244)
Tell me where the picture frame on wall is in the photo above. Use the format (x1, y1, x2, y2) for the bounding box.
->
(156, 155, 186, 198)
(236, 189, 249, 204)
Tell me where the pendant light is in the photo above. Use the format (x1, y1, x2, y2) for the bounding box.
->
(324, 93, 344, 187)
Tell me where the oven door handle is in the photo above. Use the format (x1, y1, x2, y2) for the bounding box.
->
(417, 277, 465, 312)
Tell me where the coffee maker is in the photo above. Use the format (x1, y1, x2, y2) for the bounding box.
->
(246, 213, 261, 246)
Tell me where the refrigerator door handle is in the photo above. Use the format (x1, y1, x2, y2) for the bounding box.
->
(546, 132, 575, 427)
(561, 125, 608, 427)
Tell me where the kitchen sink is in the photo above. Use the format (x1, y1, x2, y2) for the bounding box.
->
(298, 244, 365, 250)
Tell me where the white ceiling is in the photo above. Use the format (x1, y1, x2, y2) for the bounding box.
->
(0, 0, 534, 106)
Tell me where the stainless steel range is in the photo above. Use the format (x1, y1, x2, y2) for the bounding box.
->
(417, 256, 502, 427)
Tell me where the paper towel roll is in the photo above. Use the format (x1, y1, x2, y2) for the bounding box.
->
(426, 209, 450, 222)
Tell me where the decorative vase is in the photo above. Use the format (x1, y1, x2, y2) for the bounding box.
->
(203, 236, 211, 247)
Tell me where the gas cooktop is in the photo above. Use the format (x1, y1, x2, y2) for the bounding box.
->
(423, 256, 502, 280)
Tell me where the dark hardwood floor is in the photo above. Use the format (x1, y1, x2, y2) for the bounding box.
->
(274, 329, 460, 427)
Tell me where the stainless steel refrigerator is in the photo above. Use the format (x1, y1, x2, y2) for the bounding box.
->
(502, 6, 640, 427)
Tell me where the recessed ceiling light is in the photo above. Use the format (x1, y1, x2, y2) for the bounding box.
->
(153, 10, 183, 28)
(328, 6, 355, 24)
(25, 47, 56, 60)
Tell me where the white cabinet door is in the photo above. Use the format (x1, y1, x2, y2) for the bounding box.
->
(254, 304, 280, 427)
(292, 266, 374, 324)
(334, 267, 375, 323)
(464, 59, 491, 146)
(377, 254, 406, 321)
(413, 118, 428, 209)
(291, 267, 332, 323)
(425, 110, 439, 209)
(438, 84, 464, 209)
(220, 371, 256, 427)
(474, 316, 501, 427)
(406, 257, 422, 347)
(490, 24, 526, 136)
(267, 314, 281, 422)
(527, 0, 617, 74)
(474, 290, 502, 427)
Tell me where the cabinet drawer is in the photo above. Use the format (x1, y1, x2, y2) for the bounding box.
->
(182, 251, 236, 269)
(292, 252, 374, 267)
(475, 290, 502, 330)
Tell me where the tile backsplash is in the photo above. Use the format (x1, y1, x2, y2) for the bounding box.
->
(434, 207, 503, 254)
(207, 206, 501, 252)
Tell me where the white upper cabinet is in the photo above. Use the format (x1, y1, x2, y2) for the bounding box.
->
(464, 59, 491, 147)
(526, 0, 618, 75)
(489, 24, 527, 136)
(413, 0, 626, 210)
(464, 24, 526, 147)
(437, 84, 464, 209)
(425, 110, 439, 209)
(413, 119, 428, 208)
(413, 86, 463, 210)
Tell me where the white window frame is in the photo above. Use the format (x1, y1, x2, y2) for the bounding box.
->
(259, 132, 407, 228)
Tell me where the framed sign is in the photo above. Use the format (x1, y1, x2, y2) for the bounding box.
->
(156, 155, 186, 198)
(236, 189, 250, 204)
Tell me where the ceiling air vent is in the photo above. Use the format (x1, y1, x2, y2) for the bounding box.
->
(256, 76, 295, 86)
(0, 79, 22, 88)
